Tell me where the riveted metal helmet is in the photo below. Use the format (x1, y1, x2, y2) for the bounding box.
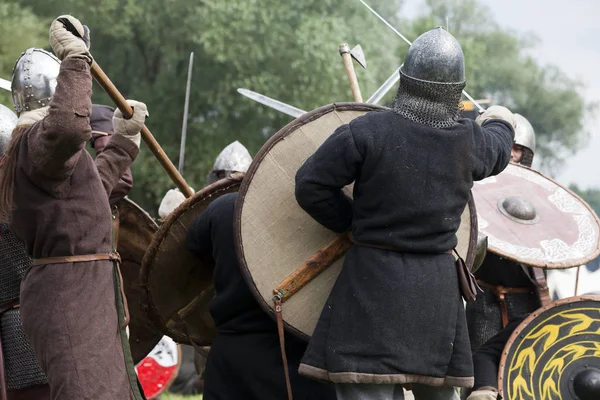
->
(11, 48, 60, 115)
(513, 113, 535, 166)
(0, 104, 17, 155)
(206, 141, 252, 184)
(393, 27, 466, 129)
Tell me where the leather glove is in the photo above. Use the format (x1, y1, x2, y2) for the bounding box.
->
(158, 188, 194, 219)
(475, 105, 516, 130)
(112, 100, 148, 148)
(49, 15, 92, 64)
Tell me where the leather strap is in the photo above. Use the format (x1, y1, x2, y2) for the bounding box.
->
(274, 297, 293, 400)
(32, 252, 121, 266)
(477, 280, 534, 327)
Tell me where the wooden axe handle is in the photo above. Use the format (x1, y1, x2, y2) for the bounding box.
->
(274, 233, 353, 302)
(90, 61, 194, 198)
(339, 45, 363, 102)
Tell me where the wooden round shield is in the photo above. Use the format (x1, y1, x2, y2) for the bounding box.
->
(117, 198, 162, 364)
(234, 102, 478, 338)
(472, 163, 600, 269)
(498, 295, 600, 400)
(141, 175, 244, 345)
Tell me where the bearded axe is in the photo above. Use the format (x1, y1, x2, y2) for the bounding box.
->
(339, 44, 366, 102)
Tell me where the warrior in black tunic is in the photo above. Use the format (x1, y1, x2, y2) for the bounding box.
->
(466, 114, 548, 400)
(294, 27, 516, 400)
(185, 146, 336, 400)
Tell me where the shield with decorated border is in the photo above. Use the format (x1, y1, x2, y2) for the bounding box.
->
(498, 295, 600, 400)
(472, 163, 600, 269)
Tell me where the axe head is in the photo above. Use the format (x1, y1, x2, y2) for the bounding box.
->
(351, 44, 367, 69)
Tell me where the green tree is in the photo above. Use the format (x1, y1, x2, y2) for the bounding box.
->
(570, 185, 600, 217)
(398, 0, 594, 174)
(14, 0, 401, 213)
(8, 0, 593, 214)
(0, 2, 47, 107)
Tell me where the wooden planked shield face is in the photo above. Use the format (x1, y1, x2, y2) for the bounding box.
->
(472, 163, 600, 269)
(498, 295, 600, 400)
(234, 103, 478, 338)
(141, 175, 243, 345)
(116, 198, 163, 364)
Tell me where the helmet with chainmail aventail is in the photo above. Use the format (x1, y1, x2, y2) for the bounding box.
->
(393, 27, 466, 129)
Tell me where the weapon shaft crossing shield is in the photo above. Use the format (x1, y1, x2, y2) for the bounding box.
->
(472, 163, 600, 269)
(141, 175, 244, 345)
(234, 102, 478, 338)
(499, 295, 600, 400)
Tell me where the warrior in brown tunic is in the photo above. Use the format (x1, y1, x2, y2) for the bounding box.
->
(0, 16, 148, 400)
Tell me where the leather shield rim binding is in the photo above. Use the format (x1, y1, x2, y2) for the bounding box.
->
(484, 164, 600, 269)
(117, 198, 162, 364)
(140, 174, 244, 344)
(233, 102, 478, 340)
(497, 294, 600, 398)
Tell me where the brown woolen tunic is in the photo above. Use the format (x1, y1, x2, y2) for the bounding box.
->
(11, 59, 144, 399)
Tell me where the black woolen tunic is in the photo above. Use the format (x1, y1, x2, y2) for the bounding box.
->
(186, 193, 336, 400)
(294, 110, 514, 387)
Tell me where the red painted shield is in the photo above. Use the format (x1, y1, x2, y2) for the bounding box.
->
(136, 336, 182, 399)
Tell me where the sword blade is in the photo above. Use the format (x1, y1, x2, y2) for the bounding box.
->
(237, 88, 306, 118)
(0, 78, 11, 92)
(367, 66, 400, 104)
(178, 52, 194, 175)
(359, 0, 485, 112)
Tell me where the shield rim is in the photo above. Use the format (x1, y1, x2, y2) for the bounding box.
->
(141, 174, 244, 344)
(481, 163, 600, 269)
(234, 102, 478, 340)
(497, 294, 600, 398)
(117, 198, 162, 364)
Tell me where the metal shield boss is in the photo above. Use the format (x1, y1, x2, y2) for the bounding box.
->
(141, 174, 244, 345)
(116, 198, 163, 364)
(472, 163, 600, 269)
(234, 103, 478, 338)
(499, 295, 600, 400)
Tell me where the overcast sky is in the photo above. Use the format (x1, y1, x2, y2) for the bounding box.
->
(399, 0, 600, 189)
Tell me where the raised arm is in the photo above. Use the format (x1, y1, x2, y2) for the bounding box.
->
(27, 58, 92, 179)
(295, 122, 364, 233)
(471, 105, 516, 181)
(93, 135, 138, 204)
(92, 101, 146, 203)
(27, 15, 94, 180)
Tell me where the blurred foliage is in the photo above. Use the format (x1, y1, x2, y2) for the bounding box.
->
(1, 0, 594, 213)
(570, 184, 600, 216)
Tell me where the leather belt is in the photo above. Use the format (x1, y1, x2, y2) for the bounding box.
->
(31, 251, 129, 329)
(477, 279, 534, 327)
(32, 252, 121, 266)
